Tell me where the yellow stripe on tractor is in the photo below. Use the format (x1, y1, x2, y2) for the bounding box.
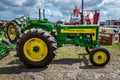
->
(61, 29, 96, 40)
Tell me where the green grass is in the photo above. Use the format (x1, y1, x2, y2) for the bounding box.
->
(55, 43, 120, 60)
(55, 45, 87, 59)
(115, 42, 120, 48)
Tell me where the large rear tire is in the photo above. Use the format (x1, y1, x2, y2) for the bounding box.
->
(89, 48, 110, 66)
(17, 29, 57, 67)
(7, 22, 21, 43)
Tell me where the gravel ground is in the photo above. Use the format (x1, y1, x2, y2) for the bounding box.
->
(0, 45, 120, 80)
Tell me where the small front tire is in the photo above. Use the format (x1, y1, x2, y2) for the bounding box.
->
(89, 48, 110, 66)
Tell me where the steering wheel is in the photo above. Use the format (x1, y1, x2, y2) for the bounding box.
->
(24, 14, 30, 20)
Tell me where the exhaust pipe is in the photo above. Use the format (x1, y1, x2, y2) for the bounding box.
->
(81, 0, 84, 24)
(43, 9, 45, 19)
(39, 9, 41, 20)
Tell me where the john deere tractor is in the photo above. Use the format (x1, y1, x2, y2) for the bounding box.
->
(6, 14, 29, 43)
(15, 1, 110, 68)
(6, 9, 52, 43)
(0, 26, 15, 59)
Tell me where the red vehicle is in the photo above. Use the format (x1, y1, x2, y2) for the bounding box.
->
(85, 10, 99, 25)
(64, 18, 81, 25)
(64, 6, 99, 25)
(0, 21, 7, 27)
(64, 6, 81, 25)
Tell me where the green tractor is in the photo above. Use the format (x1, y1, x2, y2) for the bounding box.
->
(14, 1, 110, 67)
(0, 25, 15, 59)
(6, 15, 29, 43)
(6, 9, 53, 43)
(16, 24, 110, 67)
(0, 39, 15, 59)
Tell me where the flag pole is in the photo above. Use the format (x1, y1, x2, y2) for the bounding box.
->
(81, 0, 84, 24)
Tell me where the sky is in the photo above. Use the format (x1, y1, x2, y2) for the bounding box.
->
(0, 0, 120, 22)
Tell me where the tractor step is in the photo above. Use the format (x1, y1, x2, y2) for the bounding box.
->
(78, 53, 89, 66)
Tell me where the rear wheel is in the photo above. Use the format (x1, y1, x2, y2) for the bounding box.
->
(7, 22, 21, 43)
(89, 48, 110, 66)
(17, 29, 57, 67)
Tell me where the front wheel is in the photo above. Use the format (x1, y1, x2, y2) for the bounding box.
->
(89, 48, 110, 66)
(17, 29, 57, 67)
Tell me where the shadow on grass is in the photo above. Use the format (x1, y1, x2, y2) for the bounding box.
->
(0, 65, 48, 74)
(79, 65, 105, 69)
(52, 58, 80, 65)
(0, 64, 48, 74)
(53, 58, 105, 70)
(0, 57, 104, 74)
(7, 59, 22, 65)
(52, 53, 89, 65)
(117, 55, 120, 56)
(0, 59, 48, 74)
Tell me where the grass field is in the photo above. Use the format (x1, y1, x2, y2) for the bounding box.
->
(56, 43, 120, 60)
(0, 36, 120, 80)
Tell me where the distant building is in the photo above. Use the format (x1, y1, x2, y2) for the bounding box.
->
(56, 20, 64, 25)
(105, 20, 110, 25)
(105, 20, 117, 25)
(114, 20, 120, 25)
(99, 22, 105, 26)
(110, 20, 117, 25)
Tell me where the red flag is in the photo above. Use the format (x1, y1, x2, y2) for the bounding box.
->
(93, 10, 99, 24)
(85, 14, 91, 24)
(73, 6, 80, 17)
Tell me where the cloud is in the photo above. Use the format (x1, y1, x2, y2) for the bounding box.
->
(45, 0, 120, 21)
(98, 0, 114, 8)
(1, 0, 26, 7)
(46, 9, 63, 17)
(0, 0, 44, 20)
(0, 0, 120, 21)
(44, 8, 64, 21)
(0, 3, 9, 11)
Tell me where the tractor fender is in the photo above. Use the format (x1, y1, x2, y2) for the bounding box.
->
(21, 24, 54, 33)
(39, 23, 54, 32)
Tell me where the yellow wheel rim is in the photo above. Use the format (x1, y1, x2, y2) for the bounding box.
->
(93, 51, 107, 64)
(23, 38, 48, 62)
(8, 25, 16, 40)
